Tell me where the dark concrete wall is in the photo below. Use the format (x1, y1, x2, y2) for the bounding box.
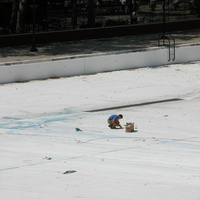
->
(0, 19, 200, 47)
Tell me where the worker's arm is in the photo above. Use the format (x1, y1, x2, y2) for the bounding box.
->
(114, 120, 123, 128)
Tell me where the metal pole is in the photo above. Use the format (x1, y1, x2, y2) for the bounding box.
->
(163, 0, 166, 35)
(30, 0, 38, 52)
(130, 0, 133, 24)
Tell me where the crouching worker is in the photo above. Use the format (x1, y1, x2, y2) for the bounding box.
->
(107, 114, 123, 129)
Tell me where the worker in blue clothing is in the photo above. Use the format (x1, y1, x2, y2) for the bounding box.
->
(107, 114, 123, 129)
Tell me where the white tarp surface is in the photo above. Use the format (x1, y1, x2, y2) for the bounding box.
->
(0, 62, 200, 200)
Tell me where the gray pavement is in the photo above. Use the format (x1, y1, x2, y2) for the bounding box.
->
(0, 29, 200, 64)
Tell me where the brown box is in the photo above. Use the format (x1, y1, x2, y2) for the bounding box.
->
(125, 122, 134, 132)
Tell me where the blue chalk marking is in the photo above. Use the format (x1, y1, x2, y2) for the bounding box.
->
(0, 108, 75, 132)
(155, 137, 200, 148)
(3, 117, 21, 120)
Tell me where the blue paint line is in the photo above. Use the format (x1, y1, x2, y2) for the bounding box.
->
(0, 155, 84, 172)
(3, 117, 21, 120)
(0, 109, 77, 131)
(153, 137, 200, 148)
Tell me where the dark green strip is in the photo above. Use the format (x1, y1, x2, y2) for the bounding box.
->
(86, 98, 182, 112)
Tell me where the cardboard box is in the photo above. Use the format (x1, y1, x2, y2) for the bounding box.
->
(125, 122, 134, 132)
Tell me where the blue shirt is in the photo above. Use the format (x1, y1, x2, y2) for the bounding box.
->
(108, 115, 118, 120)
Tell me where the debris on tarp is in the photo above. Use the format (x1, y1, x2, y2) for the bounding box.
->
(63, 170, 77, 174)
(43, 157, 52, 160)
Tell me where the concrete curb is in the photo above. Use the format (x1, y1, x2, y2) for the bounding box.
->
(0, 43, 200, 84)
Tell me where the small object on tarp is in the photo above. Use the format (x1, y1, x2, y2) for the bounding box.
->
(125, 122, 134, 132)
(75, 128, 82, 132)
(63, 170, 77, 174)
(44, 157, 52, 160)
